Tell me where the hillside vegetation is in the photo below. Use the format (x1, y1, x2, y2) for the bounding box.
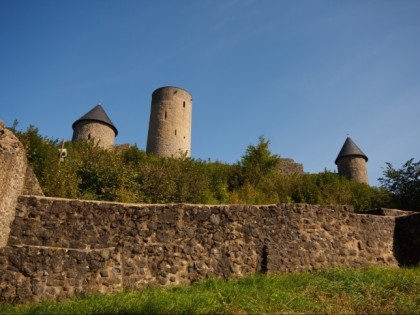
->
(1, 266, 419, 314)
(10, 123, 395, 211)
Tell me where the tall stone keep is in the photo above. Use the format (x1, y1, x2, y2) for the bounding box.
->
(335, 137, 368, 184)
(72, 104, 118, 149)
(146, 86, 192, 157)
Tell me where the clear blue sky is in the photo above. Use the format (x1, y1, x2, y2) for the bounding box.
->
(1, 0, 419, 186)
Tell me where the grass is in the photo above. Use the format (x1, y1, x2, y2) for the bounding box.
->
(1, 266, 419, 314)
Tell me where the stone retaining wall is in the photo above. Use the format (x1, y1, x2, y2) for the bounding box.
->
(0, 196, 417, 304)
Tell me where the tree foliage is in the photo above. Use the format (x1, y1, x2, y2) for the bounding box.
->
(240, 136, 280, 184)
(9, 123, 392, 210)
(379, 159, 420, 211)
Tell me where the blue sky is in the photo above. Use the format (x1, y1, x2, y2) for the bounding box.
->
(1, 0, 419, 186)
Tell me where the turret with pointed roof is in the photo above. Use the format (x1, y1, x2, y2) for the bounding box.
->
(335, 137, 368, 184)
(72, 104, 117, 149)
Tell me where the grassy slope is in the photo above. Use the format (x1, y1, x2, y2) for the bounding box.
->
(1, 266, 419, 315)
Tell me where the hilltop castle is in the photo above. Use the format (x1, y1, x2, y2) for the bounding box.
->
(72, 86, 192, 157)
(72, 86, 368, 182)
(1, 107, 416, 306)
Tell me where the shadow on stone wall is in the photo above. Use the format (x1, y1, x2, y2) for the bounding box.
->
(260, 245, 268, 273)
(393, 213, 420, 266)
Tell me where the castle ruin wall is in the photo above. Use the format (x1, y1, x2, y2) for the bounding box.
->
(278, 158, 304, 175)
(0, 195, 418, 304)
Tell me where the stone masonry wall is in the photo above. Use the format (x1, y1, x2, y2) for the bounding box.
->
(278, 158, 304, 175)
(0, 195, 417, 304)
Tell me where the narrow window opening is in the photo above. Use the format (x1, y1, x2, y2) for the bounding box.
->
(175, 129, 177, 136)
(183, 101, 186, 108)
(165, 111, 167, 119)
(88, 134, 91, 140)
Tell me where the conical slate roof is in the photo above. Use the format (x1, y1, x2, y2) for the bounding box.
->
(72, 104, 118, 136)
(335, 137, 368, 164)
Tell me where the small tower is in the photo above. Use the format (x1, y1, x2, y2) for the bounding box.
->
(335, 137, 368, 184)
(146, 86, 192, 157)
(72, 104, 118, 149)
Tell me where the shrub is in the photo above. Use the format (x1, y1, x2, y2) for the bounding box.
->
(9, 123, 393, 210)
(379, 159, 420, 211)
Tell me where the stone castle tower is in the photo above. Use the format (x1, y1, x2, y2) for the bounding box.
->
(335, 137, 368, 184)
(146, 86, 192, 157)
(72, 104, 118, 149)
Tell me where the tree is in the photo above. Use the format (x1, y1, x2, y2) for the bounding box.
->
(12, 123, 59, 184)
(240, 136, 280, 185)
(7, 122, 395, 209)
(379, 159, 420, 211)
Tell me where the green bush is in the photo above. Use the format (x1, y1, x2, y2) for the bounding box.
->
(10, 123, 393, 210)
(379, 159, 420, 211)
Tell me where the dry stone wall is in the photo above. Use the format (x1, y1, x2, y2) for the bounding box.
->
(0, 195, 417, 304)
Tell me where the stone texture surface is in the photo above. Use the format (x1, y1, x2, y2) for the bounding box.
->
(278, 158, 304, 175)
(72, 121, 116, 149)
(0, 121, 43, 248)
(0, 121, 29, 248)
(146, 87, 192, 157)
(22, 167, 44, 196)
(361, 208, 415, 217)
(0, 196, 417, 304)
(337, 156, 368, 184)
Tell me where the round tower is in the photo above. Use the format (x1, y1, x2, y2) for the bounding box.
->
(146, 86, 192, 157)
(72, 104, 118, 149)
(335, 137, 368, 184)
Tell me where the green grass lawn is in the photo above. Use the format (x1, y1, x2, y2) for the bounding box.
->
(1, 266, 419, 314)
